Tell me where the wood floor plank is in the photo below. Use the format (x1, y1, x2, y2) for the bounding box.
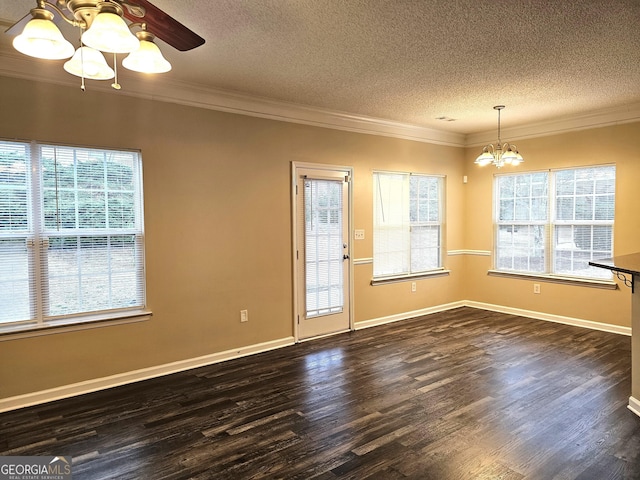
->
(2, 307, 640, 479)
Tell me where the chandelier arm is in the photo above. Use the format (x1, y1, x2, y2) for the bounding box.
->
(127, 21, 149, 33)
(37, 0, 86, 28)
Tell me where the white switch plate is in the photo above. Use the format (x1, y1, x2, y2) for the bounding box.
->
(354, 229, 365, 240)
(240, 310, 248, 322)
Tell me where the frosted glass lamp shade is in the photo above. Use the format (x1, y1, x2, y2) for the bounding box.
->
(82, 12, 139, 53)
(13, 18, 75, 60)
(501, 149, 519, 165)
(474, 151, 494, 167)
(63, 47, 115, 80)
(123, 38, 171, 73)
(511, 153, 524, 166)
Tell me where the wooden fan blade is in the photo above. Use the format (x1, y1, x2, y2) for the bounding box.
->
(4, 12, 32, 36)
(119, 0, 205, 51)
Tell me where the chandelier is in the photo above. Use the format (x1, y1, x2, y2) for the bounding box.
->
(10, 0, 175, 91)
(474, 105, 524, 168)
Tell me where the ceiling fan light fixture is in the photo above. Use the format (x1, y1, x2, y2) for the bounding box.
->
(122, 32, 171, 74)
(9, 0, 203, 91)
(82, 10, 140, 54)
(64, 46, 115, 80)
(13, 11, 75, 60)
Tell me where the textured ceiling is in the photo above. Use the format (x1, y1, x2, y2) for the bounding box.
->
(1, 0, 640, 135)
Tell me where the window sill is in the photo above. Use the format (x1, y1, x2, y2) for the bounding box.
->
(371, 269, 450, 286)
(0, 309, 152, 341)
(487, 270, 618, 290)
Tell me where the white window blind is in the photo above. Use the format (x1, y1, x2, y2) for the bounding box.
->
(373, 172, 443, 278)
(553, 166, 615, 278)
(0, 140, 146, 330)
(495, 165, 614, 280)
(0, 141, 31, 324)
(495, 172, 548, 273)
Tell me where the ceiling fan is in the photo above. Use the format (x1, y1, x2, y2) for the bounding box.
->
(6, 0, 205, 89)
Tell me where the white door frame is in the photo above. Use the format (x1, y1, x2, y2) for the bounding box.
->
(291, 161, 354, 342)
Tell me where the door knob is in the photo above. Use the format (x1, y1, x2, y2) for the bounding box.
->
(343, 254, 350, 260)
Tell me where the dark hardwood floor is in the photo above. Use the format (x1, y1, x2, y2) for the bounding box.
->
(2, 307, 640, 479)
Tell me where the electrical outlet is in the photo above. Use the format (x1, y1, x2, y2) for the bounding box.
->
(411, 282, 417, 292)
(533, 284, 540, 294)
(354, 229, 365, 240)
(240, 310, 248, 322)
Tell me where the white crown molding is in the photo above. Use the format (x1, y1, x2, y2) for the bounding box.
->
(466, 103, 640, 147)
(0, 48, 466, 147)
(1, 47, 639, 148)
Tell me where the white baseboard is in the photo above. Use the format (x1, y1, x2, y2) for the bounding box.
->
(629, 397, 640, 418)
(465, 301, 631, 336)
(1, 300, 631, 413)
(354, 301, 465, 330)
(355, 300, 630, 336)
(0, 336, 295, 414)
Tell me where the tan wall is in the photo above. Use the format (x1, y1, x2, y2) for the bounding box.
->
(1, 73, 638, 401)
(462, 124, 640, 327)
(0, 76, 465, 398)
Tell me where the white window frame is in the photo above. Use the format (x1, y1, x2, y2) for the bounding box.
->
(0, 140, 149, 337)
(493, 165, 615, 284)
(372, 171, 445, 282)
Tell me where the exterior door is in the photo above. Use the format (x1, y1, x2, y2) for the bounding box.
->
(294, 164, 351, 340)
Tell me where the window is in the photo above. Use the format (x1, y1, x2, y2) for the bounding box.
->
(495, 165, 615, 280)
(373, 171, 443, 278)
(0, 140, 146, 332)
